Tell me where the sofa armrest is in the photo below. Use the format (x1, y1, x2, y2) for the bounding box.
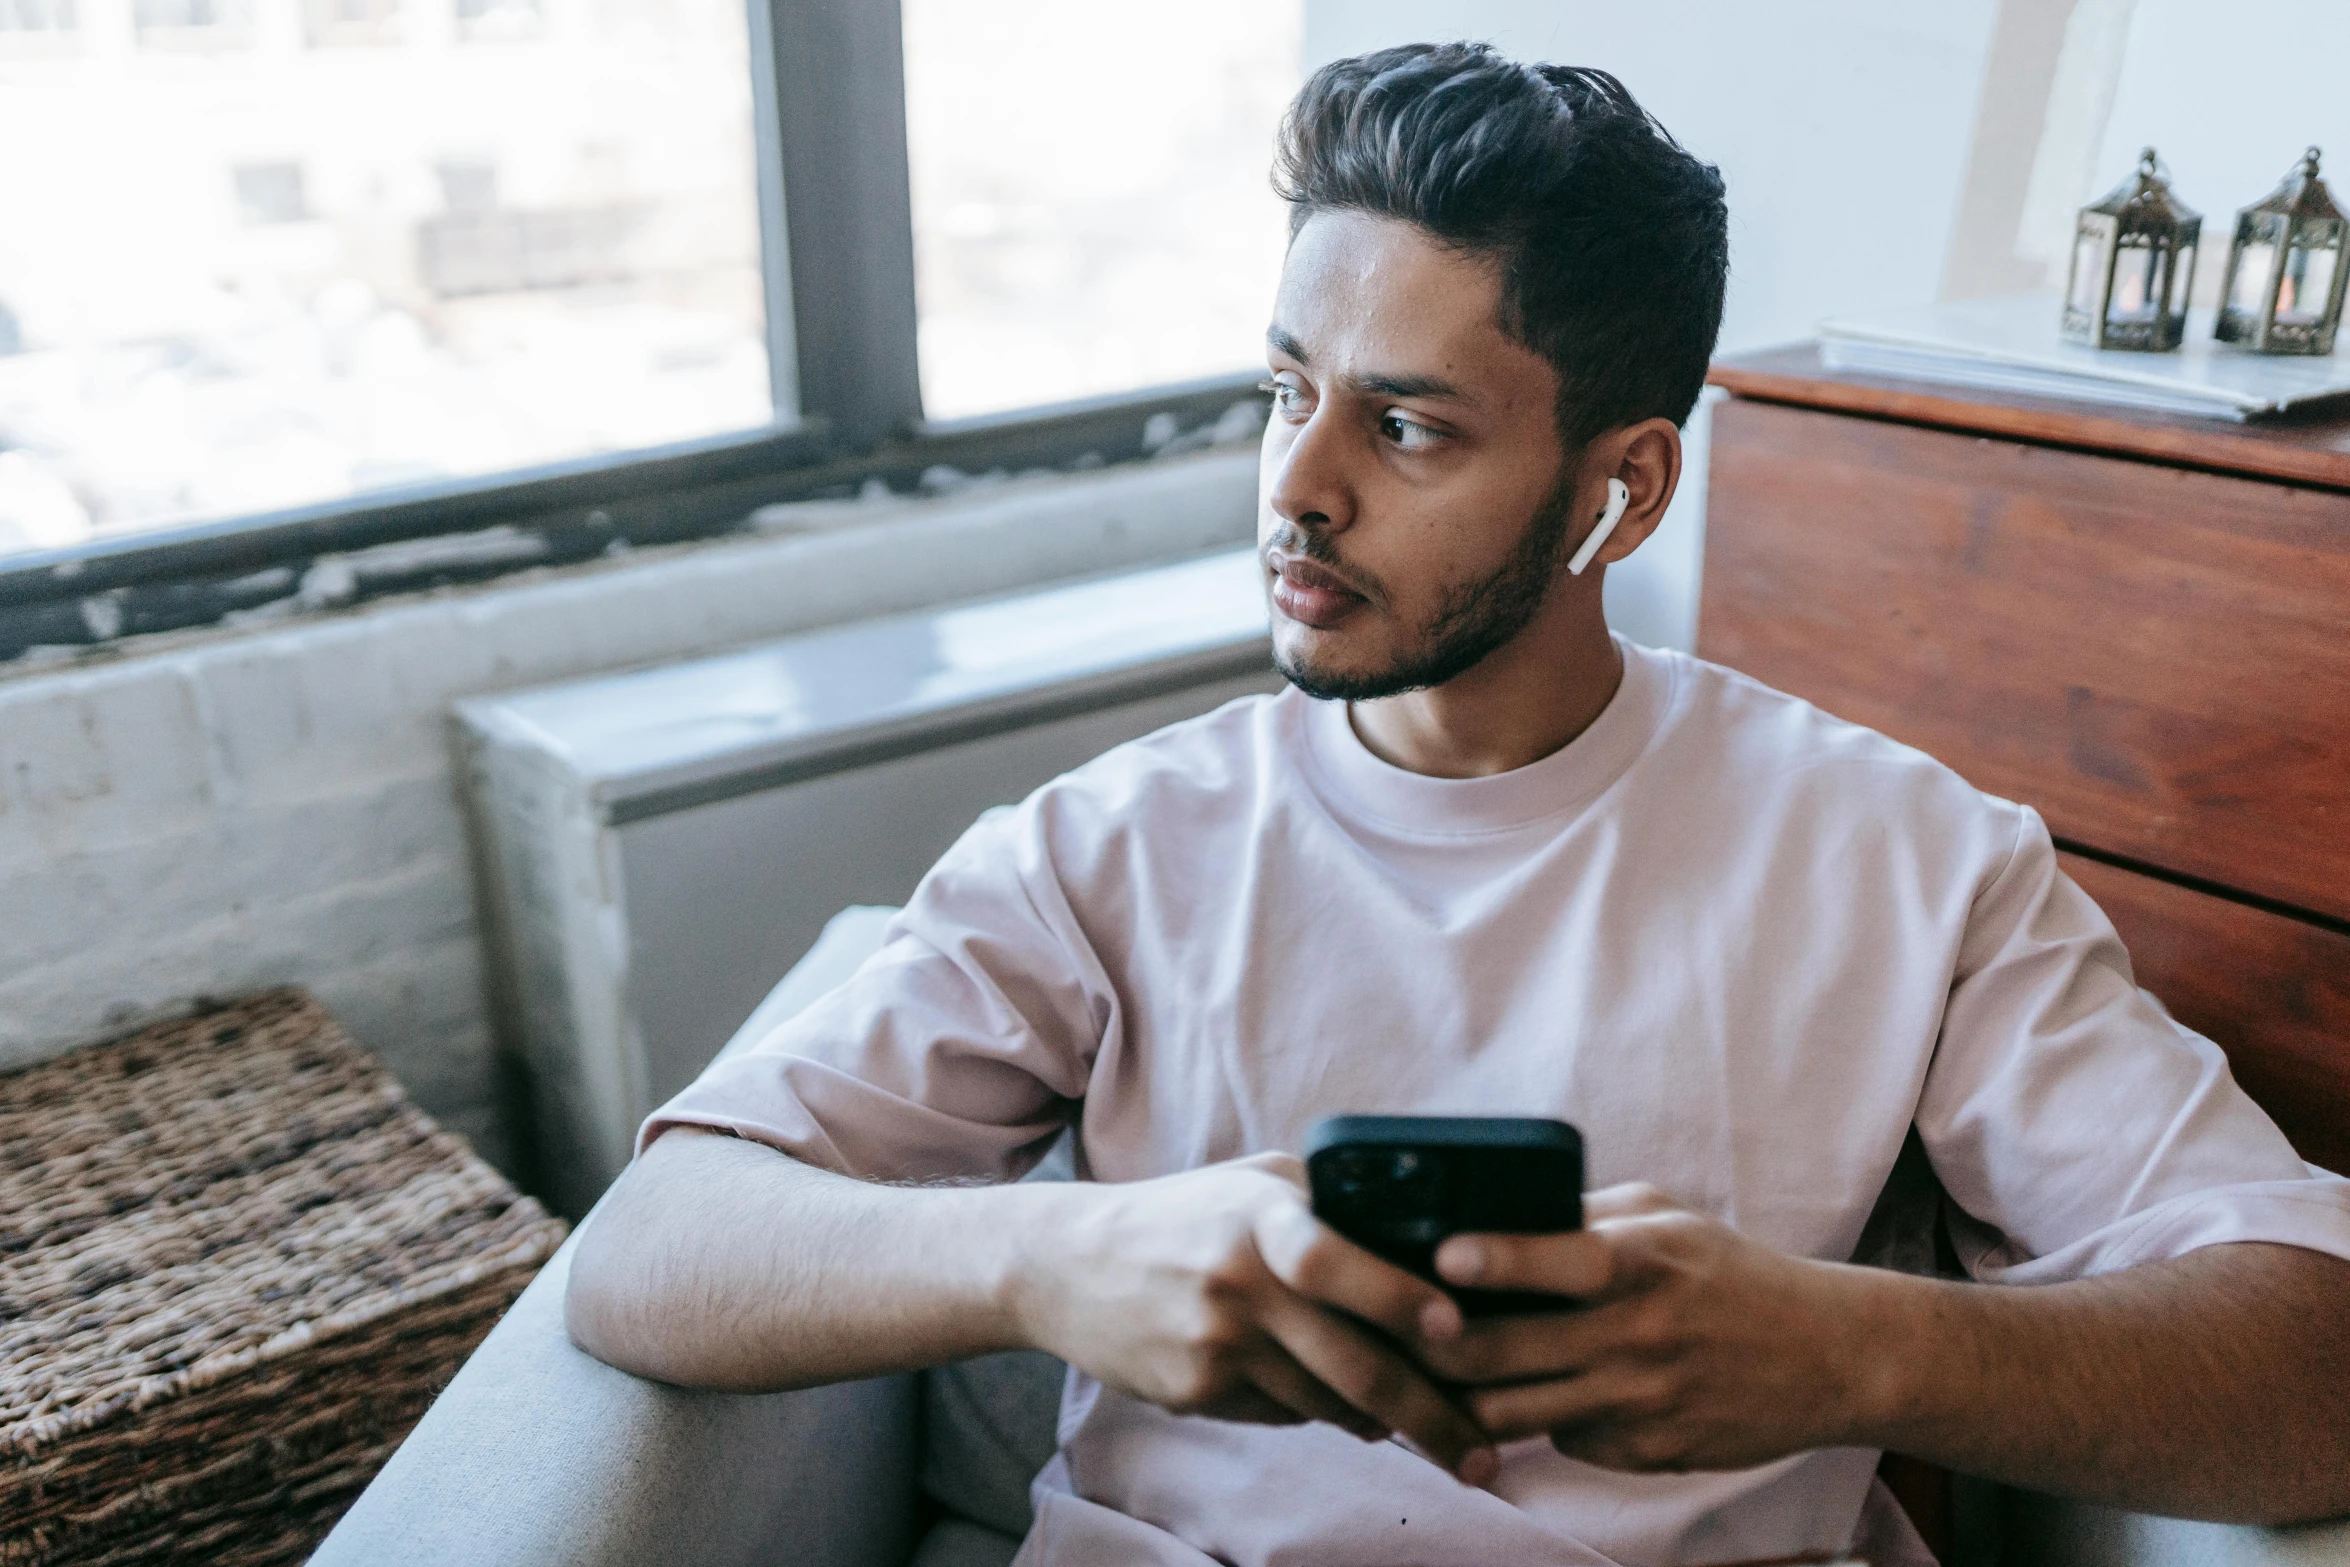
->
(316, 903, 921, 1567)
(310, 1233, 921, 1567)
(1999, 1492, 2350, 1567)
(719, 904, 903, 1066)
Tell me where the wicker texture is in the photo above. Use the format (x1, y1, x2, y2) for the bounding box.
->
(1, 990, 567, 1565)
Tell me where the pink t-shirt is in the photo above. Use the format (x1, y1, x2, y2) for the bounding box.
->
(646, 639, 2350, 1567)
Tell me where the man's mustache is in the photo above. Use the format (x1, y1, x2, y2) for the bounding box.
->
(1262, 525, 1384, 605)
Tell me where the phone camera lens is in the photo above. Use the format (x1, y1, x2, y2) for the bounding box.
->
(1386, 1148, 1441, 1203)
(1330, 1148, 1378, 1195)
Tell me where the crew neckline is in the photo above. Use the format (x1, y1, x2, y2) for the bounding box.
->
(1296, 635, 1678, 837)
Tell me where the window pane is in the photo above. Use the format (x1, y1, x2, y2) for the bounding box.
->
(901, 0, 1301, 421)
(0, 0, 770, 559)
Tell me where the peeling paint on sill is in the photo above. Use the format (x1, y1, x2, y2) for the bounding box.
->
(0, 389, 1270, 674)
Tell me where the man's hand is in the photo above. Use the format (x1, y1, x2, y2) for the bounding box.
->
(1413, 1183, 2350, 1524)
(1013, 1153, 1498, 1483)
(1419, 1182, 1879, 1472)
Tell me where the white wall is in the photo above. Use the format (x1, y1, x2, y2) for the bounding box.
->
(2002, 1, 2350, 305)
(0, 451, 1258, 1173)
(2091, 0, 2350, 310)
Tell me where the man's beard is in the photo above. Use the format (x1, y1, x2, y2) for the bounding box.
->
(1272, 473, 1576, 703)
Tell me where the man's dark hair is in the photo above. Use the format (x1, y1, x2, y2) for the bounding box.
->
(1273, 43, 1727, 452)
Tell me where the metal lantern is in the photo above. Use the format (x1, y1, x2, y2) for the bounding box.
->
(2215, 147, 2348, 356)
(2062, 148, 2200, 352)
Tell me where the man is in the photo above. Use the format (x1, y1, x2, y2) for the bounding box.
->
(567, 43, 2350, 1567)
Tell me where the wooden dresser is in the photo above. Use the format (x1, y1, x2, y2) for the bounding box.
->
(1699, 345, 2350, 1178)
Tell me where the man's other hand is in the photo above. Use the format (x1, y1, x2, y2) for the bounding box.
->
(1012, 1153, 1498, 1483)
(1420, 1182, 1876, 1473)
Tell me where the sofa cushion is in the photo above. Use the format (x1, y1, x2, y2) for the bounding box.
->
(920, 1128, 1072, 1540)
(921, 1350, 1065, 1539)
(909, 1516, 1023, 1567)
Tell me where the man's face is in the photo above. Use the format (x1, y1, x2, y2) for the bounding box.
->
(1258, 210, 1573, 701)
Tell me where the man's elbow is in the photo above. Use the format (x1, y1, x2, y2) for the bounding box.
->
(561, 1207, 652, 1373)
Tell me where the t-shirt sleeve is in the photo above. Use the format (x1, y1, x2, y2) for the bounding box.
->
(1919, 803, 2350, 1282)
(636, 801, 1109, 1183)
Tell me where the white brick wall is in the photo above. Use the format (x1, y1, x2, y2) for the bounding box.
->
(0, 451, 1259, 1175)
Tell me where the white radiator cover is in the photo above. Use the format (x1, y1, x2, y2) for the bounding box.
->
(456, 548, 1277, 1215)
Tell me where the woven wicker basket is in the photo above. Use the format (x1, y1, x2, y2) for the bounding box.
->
(0, 989, 568, 1566)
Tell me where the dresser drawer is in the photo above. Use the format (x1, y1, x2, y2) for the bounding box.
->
(1698, 397, 2350, 923)
(2062, 853, 2350, 1177)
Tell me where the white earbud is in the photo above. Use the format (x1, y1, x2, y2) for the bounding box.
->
(1566, 478, 1631, 576)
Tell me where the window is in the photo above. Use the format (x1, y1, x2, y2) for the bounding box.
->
(902, 0, 1301, 420)
(0, 0, 1279, 653)
(0, 0, 767, 554)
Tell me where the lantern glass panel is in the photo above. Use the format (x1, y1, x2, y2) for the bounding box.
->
(2278, 234, 2340, 325)
(2068, 229, 2106, 312)
(2227, 233, 2280, 319)
(2108, 243, 2158, 323)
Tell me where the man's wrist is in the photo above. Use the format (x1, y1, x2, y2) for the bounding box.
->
(1826, 1260, 1965, 1453)
(988, 1178, 1091, 1358)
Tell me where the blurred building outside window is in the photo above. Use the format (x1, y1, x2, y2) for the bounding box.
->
(131, 0, 254, 48)
(301, 0, 405, 50)
(450, 0, 535, 43)
(0, 0, 768, 558)
(901, 0, 1302, 420)
(0, 0, 78, 33)
(233, 162, 313, 226)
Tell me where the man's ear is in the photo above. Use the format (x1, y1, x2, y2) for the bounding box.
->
(1587, 418, 1683, 569)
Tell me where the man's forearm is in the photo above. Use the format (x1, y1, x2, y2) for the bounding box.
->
(565, 1127, 1047, 1390)
(565, 1135, 1501, 1474)
(1853, 1242, 2350, 1524)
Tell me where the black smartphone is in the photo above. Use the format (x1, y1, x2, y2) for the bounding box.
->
(1305, 1114, 1584, 1317)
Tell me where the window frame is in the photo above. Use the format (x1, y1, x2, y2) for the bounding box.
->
(0, 0, 1272, 661)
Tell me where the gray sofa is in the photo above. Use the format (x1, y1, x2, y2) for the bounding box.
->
(312, 908, 2350, 1567)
